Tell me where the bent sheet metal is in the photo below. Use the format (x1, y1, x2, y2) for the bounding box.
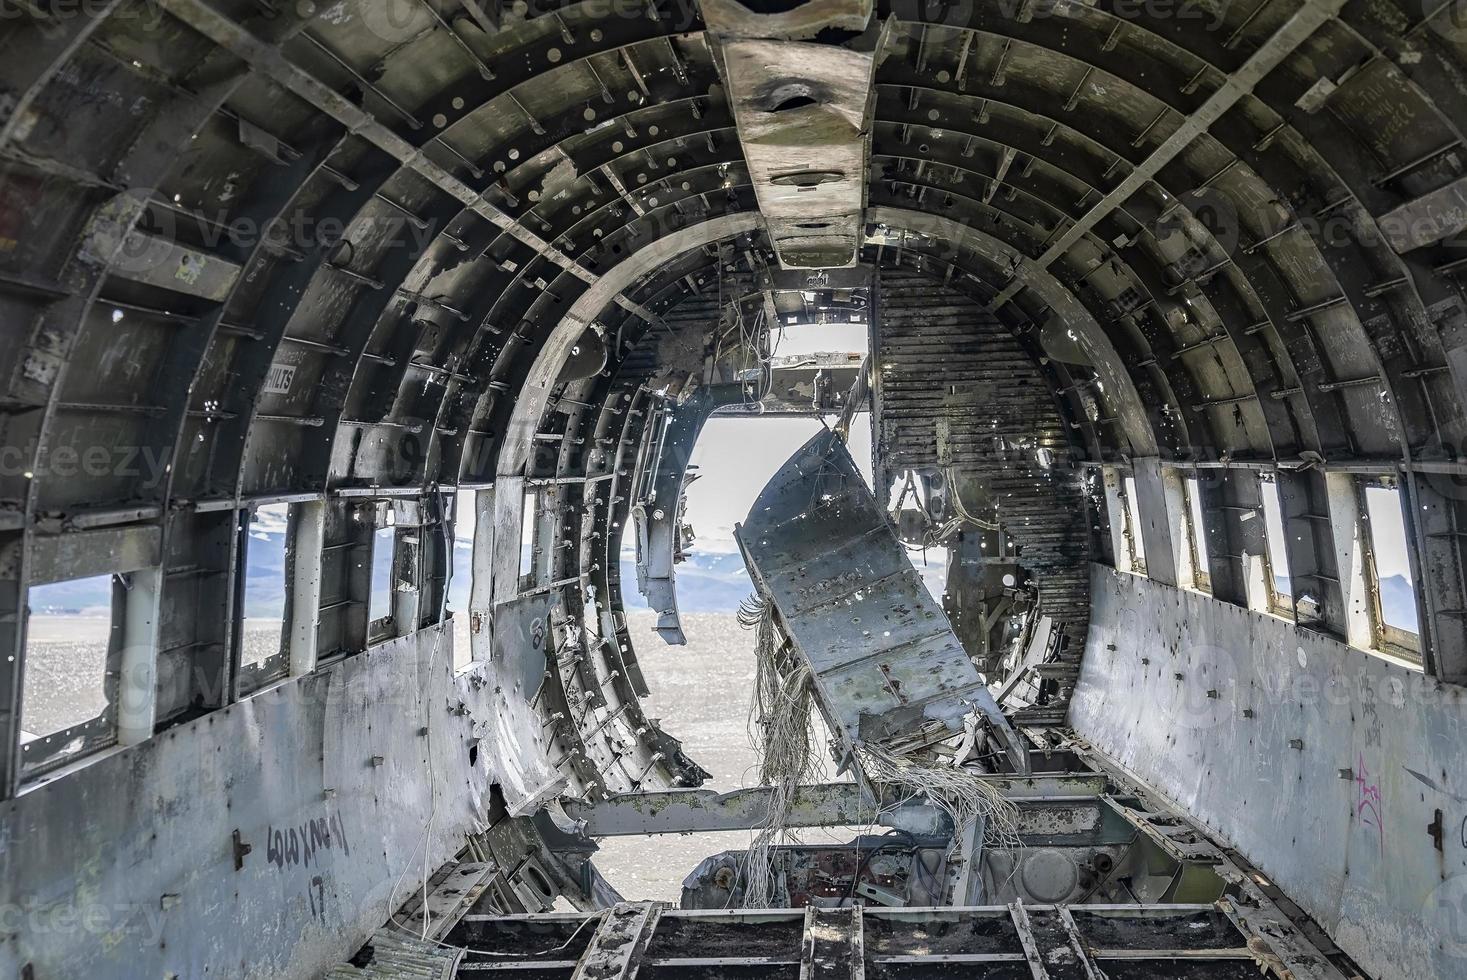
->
(735, 428, 1028, 771)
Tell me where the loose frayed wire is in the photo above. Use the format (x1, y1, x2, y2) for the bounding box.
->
(856, 743, 1025, 856)
(736, 593, 1025, 907)
(736, 594, 818, 908)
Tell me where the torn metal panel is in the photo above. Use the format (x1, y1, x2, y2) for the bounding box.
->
(631, 393, 715, 645)
(487, 593, 567, 815)
(571, 902, 661, 980)
(735, 429, 1026, 770)
(0, 626, 496, 980)
(322, 931, 461, 980)
(1073, 566, 1442, 980)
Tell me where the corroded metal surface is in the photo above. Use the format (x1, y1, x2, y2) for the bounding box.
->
(0, 627, 497, 980)
(873, 269, 1090, 716)
(1073, 566, 1463, 980)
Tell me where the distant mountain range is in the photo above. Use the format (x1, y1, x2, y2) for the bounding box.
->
(1380, 574, 1419, 631)
(620, 548, 755, 613)
(28, 525, 1418, 636)
(617, 543, 949, 613)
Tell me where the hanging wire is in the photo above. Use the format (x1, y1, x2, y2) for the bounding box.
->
(735, 590, 1027, 907)
(735, 593, 819, 908)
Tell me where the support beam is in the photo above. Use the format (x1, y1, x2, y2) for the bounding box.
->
(0, 534, 25, 798)
(564, 777, 1108, 835)
(1009, 901, 1052, 980)
(468, 488, 495, 663)
(1132, 457, 1180, 587)
(109, 231, 241, 302)
(1101, 467, 1134, 573)
(288, 499, 326, 676)
(1377, 173, 1467, 252)
(991, 0, 1345, 305)
(1324, 472, 1373, 649)
(702, 0, 884, 268)
(1162, 466, 1195, 588)
(572, 902, 661, 980)
(118, 565, 162, 745)
(563, 777, 1105, 838)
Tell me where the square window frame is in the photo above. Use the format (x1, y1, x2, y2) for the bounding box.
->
(368, 523, 401, 646)
(18, 573, 124, 780)
(1257, 473, 1295, 617)
(1358, 476, 1423, 663)
(1183, 476, 1212, 594)
(1121, 474, 1148, 576)
(237, 502, 296, 696)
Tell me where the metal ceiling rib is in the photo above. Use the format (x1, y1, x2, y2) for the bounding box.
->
(1, 0, 1467, 756)
(992, 0, 1348, 300)
(7, 0, 1434, 496)
(0, 2, 1443, 487)
(156, 0, 600, 288)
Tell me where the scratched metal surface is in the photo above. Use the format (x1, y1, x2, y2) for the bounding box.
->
(735, 429, 1020, 759)
(1071, 565, 1467, 980)
(0, 625, 497, 980)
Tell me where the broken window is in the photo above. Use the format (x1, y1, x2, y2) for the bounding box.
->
(1185, 478, 1211, 593)
(1258, 474, 1293, 611)
(1362, 479, 1420, 655)
(1122, 475, 1147, 574)
(20, 575, 120, 775)
(369, 523, 397, 639)
(239, 503, 291, 691)
(451, 488, 478, 671)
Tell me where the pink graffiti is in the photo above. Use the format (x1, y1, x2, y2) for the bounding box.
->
(1356, 752, 1385, 856)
